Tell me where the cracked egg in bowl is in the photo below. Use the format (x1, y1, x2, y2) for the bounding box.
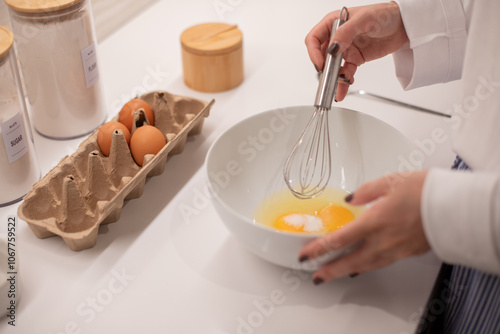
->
(205, 106, 421, 270)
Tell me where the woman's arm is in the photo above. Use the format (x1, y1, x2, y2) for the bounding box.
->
(393, 0, 470, 89)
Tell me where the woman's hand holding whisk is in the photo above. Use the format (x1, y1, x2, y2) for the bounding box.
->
(305, 2, 408, 101)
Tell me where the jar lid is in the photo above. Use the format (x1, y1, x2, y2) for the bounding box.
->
(181, 23, 242, 56)
(5, 0, 85, 13)
(0, 26, 14, 62)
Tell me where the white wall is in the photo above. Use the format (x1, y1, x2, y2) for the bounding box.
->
(91, 0, 158, 40)
(0, 0, 159, 41)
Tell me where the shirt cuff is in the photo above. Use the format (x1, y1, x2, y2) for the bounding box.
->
(393, 0, 467, 89)
(422, 168, 500, 275)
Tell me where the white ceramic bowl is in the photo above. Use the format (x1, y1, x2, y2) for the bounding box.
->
(205, 106, 421, 270)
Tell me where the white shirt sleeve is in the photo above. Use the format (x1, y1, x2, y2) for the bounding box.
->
(422, 169, 500, 274)
(392, 0, 469, 89)
(392, 0, 500, 274)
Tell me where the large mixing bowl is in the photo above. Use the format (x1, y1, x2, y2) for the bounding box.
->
(205, 106, 421, 270)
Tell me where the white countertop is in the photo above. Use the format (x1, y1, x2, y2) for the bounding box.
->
(0, 0, 462, 333)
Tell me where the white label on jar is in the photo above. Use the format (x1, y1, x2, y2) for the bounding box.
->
(0, 112, 28, 164)
(80, 42, 100, 88)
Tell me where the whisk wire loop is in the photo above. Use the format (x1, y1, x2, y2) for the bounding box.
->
(284, 107, 332, 199)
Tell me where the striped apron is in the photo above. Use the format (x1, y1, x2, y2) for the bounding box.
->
(417, 157, 500, 333)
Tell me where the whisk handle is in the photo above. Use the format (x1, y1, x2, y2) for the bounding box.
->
(314, 8, 348, 110)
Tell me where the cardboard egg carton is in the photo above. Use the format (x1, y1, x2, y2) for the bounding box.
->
(17, 91, 214, 251)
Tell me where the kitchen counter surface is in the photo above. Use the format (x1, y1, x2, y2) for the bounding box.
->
(0, 0, 461, 333)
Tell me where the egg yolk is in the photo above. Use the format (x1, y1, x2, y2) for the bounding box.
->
(318, 204, 355, 231)
(273, 204, 355, 234)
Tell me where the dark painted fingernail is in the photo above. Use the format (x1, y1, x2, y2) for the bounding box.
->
(334, 98, 338, 103)
(299, 255, 309, 263)
(349, 273, 359, 278)
(345, 193, 354, 203)
(313, 277, 324, 285)
(339, 73, 351, 84)
(314, 64, 320, 73)
(327, 42, 339, 56)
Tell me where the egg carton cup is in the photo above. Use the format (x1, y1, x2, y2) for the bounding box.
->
(18, 91, 214, 251)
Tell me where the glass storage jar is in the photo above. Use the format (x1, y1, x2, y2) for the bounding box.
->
(0, 25, 40, 206)
(5, 0, 107, 139)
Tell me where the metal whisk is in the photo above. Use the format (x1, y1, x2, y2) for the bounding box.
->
(283, 7, 348, 199)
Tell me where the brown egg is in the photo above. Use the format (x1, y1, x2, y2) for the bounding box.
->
(130, 125, 167, 166)
(97, 121, 131, 156)
(118, 99, 155, 132)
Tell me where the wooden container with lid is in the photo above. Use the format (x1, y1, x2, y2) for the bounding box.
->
(5, 0, 108, 140)
(0, 25, 41, 207)
(181, 23, 243, 92)
(0, 26, 14, 63)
